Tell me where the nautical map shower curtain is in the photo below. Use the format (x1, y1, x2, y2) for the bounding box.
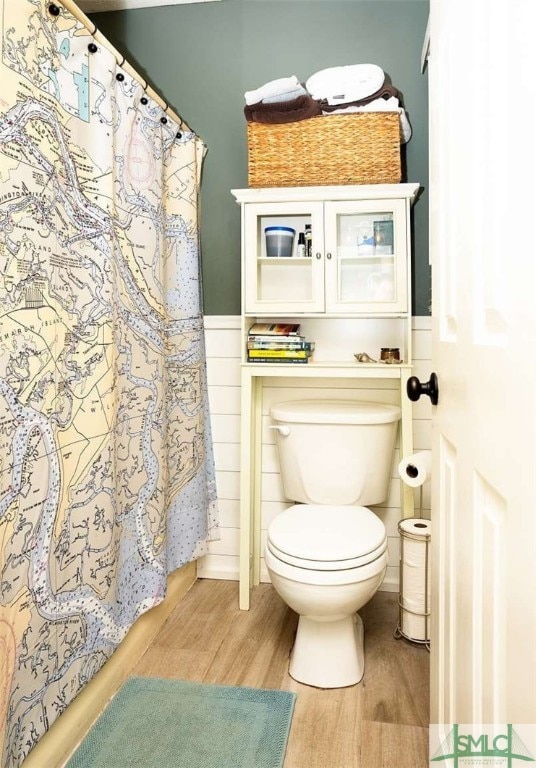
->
(0, 1, 219, 765)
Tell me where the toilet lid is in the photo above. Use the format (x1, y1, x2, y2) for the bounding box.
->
(267, 504, 386, 570)
(266, 536, 387, 571)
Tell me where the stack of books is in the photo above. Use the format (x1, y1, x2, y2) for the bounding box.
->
(247, 323, 315, 364)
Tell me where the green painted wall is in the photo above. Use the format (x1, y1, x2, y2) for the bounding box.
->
(91, 0, 429, 315)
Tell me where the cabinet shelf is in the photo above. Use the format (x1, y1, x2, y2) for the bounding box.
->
(339, 254, 395, 263)
(257, 257, 312, 265)
(242, 361, 411, 378)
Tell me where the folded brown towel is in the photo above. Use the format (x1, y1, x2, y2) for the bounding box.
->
(319, 83, 400, 112)
(244, 94, 322, 124)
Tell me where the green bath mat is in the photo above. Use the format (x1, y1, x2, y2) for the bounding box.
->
(66, 677, 296, 768)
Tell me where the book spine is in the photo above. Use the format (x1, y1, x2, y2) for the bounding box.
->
(247, 349, 310, 358)
(247, 335, 305, 344)
(246, 357, 309, 364)
(247, 324, 301, 336)
(247, 341, 313, 351)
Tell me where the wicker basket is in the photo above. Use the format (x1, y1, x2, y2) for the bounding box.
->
(247, 112, 401, 187)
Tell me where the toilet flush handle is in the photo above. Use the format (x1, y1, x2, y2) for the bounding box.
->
(269, 425, 291, 437)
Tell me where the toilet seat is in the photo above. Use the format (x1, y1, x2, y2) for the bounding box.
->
(267, 504, 387, 571)
(267, 538, 387, 571)
(265, 540, 388, 587)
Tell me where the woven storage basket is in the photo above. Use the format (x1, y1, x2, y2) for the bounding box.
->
(247, 112, 401, 187)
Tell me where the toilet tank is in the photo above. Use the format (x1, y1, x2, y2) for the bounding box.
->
(270, 400, 401, 506)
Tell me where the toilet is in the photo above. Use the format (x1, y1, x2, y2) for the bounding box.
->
(265, 400, 401, 689)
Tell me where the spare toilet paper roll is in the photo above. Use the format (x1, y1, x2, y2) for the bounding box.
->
(398, 451, 432, 488)
(399, 518, 431, 642)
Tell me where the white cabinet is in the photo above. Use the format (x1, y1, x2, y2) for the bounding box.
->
(237, 186, 417, 317)
(231, 184, 420, 609)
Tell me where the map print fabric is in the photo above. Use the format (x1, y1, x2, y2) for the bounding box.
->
(0, 1, 219, 765)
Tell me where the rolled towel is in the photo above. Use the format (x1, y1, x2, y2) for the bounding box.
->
(245, 76, 301, 106)
(244, 95, 322, 124)
(306, 63, 385, 105)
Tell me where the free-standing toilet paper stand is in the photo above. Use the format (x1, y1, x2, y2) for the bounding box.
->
(394, 487, 431, 651)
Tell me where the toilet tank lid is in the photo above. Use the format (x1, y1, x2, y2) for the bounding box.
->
(270, 400, 401, 425)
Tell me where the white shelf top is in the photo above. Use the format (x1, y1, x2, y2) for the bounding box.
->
(232, 183, 420, 205)
(241, 361, 411, 379)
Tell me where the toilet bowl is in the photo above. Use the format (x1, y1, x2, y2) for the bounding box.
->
(265, 503, 388, 688)
(265, 400, 400, 688)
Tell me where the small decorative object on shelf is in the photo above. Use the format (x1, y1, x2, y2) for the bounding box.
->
(380, 347, 401, 363)
(354, 352, 377, 363)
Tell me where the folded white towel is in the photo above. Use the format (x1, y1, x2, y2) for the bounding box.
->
(245, 76, 301, 106)
(322, 96, 412, 144)
(262, 85, 308, 104)
(306, 63, 384, 105)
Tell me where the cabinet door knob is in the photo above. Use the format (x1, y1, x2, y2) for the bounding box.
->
(315, 252, 322, 260)
(326, 252, 332, 260)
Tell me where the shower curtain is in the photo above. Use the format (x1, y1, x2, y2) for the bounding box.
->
(0, 1, 219, 766)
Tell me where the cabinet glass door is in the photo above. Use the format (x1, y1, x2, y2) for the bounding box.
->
(324, 199, 408, 314)
(244, 202, 324, 314)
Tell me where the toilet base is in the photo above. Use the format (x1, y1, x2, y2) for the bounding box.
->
(289, 613, 364, 688)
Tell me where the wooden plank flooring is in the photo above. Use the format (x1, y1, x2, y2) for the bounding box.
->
(132, 579, 429, 768)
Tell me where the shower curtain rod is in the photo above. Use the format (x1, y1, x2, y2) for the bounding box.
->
(60, 0, 184, 126)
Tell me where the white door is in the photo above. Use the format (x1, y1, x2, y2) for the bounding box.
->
(429, 0, 536, 734)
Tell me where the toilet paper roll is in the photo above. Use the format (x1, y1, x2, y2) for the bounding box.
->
(399, 518, 431, 642)
(398, 451, 432, 488)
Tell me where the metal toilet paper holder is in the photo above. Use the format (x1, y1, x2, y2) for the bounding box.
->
(394, 488, 431, 652)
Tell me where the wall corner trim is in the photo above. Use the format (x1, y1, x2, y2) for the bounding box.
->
(412, 315, 432, 331)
